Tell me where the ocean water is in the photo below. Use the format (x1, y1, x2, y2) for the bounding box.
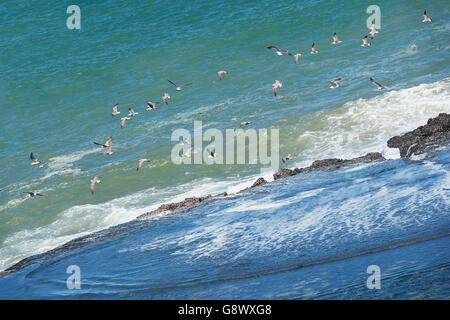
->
(0, 0, 449, 298)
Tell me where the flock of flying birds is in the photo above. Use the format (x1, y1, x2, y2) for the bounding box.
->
(25, 10, 433, 197)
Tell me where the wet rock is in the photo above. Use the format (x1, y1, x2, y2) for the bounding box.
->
(251, 177, 268, 188)
(273, 168, 297, 180)
(387, 113, 450, 157)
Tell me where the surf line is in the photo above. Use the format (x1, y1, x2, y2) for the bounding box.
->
(171, 120, 280, 173)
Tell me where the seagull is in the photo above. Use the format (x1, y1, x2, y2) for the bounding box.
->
(111, 104, 120, 116)
(137, 158, 150, 171)
(311, 43, 319, 54)
(240, 121, 252, 127)
(183, 146, 193, 158)
(281, 154, 293, 163)
(128, 107, 138, 116)
(273, 80, 283, 96)
(94, 136, 112, 148)
(370, 22, 379, 39)
(332, 32, 342, 44)
(370, 77, 385, 90)
(168, 80, 192, 91)
(281, 49, 293, 56)
(267, 46, 284, 56)
(218, 70, 227, 80)
(206, 148, 217, 158)
(423, 11, 432, 23)
(330, 78, 341, 88)
(361, 35, 371, 47)
(121, 117, 131, 129)
(30, 152, 40, 166)
(163, 92, 171, 105)
(23, 191, 44, 197)
(146, 101, 159, 111)
(90, 176, 101, 195)
(180, 138, 190, 145)
(294, 53, 302, 64)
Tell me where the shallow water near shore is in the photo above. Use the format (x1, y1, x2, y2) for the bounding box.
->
(0, 0, 449, 298)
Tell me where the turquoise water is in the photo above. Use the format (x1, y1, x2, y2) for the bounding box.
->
(0, 0, 449, 294)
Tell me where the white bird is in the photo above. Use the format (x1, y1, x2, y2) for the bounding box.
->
(273, 80, 283, 96)
(137, 158, 150, 171)
(168, 80, 192, 91)
(111, 104, 120, 116)
(267, 46, 284, 56)
(218, 70, 228, 80)
(90, 176, 101, 195)
(30, 152, 40, 166)
(128, 107, 138, 117)
(294, 53, 302, 64)
(147, 101, 159, 111)
(121, 117, 131, 129)
(183, 146, 197, 158)
(281, 154, 293, 163)
(311, 43, 319, 54)
(361, 35, 371, 47)
(181, 138, 190, 145)
(163, 92, 171, 105)
(23, 191, 44, 197)
(206, 148, 217, 158)
(370, 22, 379, 39)
(330, 78, 341, 88)
(370, 77, 385, 90)
(332, 32, 342, 44)
(423, 10, 432, 23)
(94, 136, 112, 148)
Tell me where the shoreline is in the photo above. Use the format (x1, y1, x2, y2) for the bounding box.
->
(1, 113, 449, 275)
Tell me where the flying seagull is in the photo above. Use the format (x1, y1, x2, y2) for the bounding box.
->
(240, 121, 252, 127)
(94, 136, 112, 148)
(30, 152, 40, 166)
(370, 77, 385, 90)
(273, 80, 283, 96)
(163, 92, 171, 105)
(281, 154, 293, 163)
(218, 70, 228, 80)
(111, 104, 120, 116)
(311, 43, 319, 54)
(168, 80, 192, 91)
(423, 11, 432, 23)
(23, 191, 44, 197)
(128, 107, 138, 116)
(137, 158, 150, 171)
(146, 101, 159, 111)
(370, 22, 379, 39)
(330, 78, 341, 88)
(181, 138, 190, 145)
(206, 148, 217, 158)
(90, 176, 101, 195)
(121, 117, 131, 129)
(332, 32, 342, 44)
(294, 53, 302, 64)
(267, 46, 284, 56)
(361, 35, 371, 47)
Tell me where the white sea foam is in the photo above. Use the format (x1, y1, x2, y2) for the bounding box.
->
(294, 78, 450, 167)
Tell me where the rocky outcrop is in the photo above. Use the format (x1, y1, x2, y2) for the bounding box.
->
(251, 177, 268, 188)
(387, 113, 450, 157)
(273, 152, 385, 180)
(135, 193, 227, 220)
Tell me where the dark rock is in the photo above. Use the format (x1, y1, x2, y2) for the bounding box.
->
(273, 168, 297, 180)
(251, 177, 268, 188)
(387, 113, 450, 157)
